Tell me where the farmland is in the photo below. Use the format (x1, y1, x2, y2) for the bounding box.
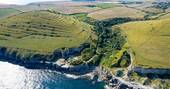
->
(117, 19, 170, 68)
(88, 6, 146, 20)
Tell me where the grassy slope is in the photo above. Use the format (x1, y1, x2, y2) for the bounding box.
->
(125, 2, 163, 14)
(13, 3, 100, 14)
(0, 11, 92, 53)
(88, 6, 146, 20)
(157, 13, 170, 20)
(117, 19, 170, 68)
(0, 8, 20, 18)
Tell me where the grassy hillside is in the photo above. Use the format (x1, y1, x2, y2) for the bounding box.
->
(117, 19, 170, 68)
(0, 8, 20, 18)
(157, 13, 170, 19)
(12, 2, 100, 14)
(88, 6, 146, 20)
(124, 2, 163, 13)
(0, 11, 92, 53)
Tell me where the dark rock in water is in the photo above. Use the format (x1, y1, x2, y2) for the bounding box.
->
(109, 79, 119, 87)
(0, 47, 6, 57)
(106, 74, 112, 80)
(93, 75, 99, 81)
(119, 84, 130, 89)
(53, 49, 62, 59)
(110, 79, 119, 85)
(69, 64, 89, 72)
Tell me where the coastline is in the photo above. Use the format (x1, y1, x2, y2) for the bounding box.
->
(0, 57, 95, 75)
(0, 55, 148, 89)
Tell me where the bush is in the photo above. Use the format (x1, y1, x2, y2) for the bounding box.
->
(143, 79, 152, 85)
(115, 70, 125, 77)
(88, 54, 103, 66)
(69, 59, 84, 65)
(81, 48, 94, 61)
(128, 71, 139, 81)
(118, 51, 131, 67)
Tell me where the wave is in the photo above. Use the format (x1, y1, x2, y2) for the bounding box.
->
(64, 73, 80, 79)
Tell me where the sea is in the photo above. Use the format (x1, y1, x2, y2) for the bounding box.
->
(0, 61, 105, 89)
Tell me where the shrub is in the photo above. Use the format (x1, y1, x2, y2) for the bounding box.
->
(115, 70, 125, 77)
(143, 79, 152, 85)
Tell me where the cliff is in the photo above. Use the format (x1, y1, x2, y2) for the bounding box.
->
(0, 43, 90, 63)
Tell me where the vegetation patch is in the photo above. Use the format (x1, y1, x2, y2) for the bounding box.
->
(89, 19, 129, 71)
(86, 3, 119, 9)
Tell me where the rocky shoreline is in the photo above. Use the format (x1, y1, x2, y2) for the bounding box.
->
(95, 67, 152, 89)
(0, 43, 94, 75)
(72, 67, 152, 89)
(0, 57, 96, 75)
(0, 50, 148, 89)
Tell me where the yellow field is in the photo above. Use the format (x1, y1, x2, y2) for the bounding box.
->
(116, 19, 170, 68)
(88, 6, 146, 20)
(57, 6, 100, 14)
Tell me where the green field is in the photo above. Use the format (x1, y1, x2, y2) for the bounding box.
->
(69, 13, 88, 21)
(0, 11, 92, 53)
(117, 19, 170, 68)
(0, 8, 20, 18)
(95, 3, 120, 9)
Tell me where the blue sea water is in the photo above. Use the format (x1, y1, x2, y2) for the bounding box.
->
(0, 61, 105, 89)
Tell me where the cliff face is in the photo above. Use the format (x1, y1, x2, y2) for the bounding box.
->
(0, 43, 93, 75)
(133, 67, 170, 79)
(134, 67, 170, 74)
(0, 43, 90, 63)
